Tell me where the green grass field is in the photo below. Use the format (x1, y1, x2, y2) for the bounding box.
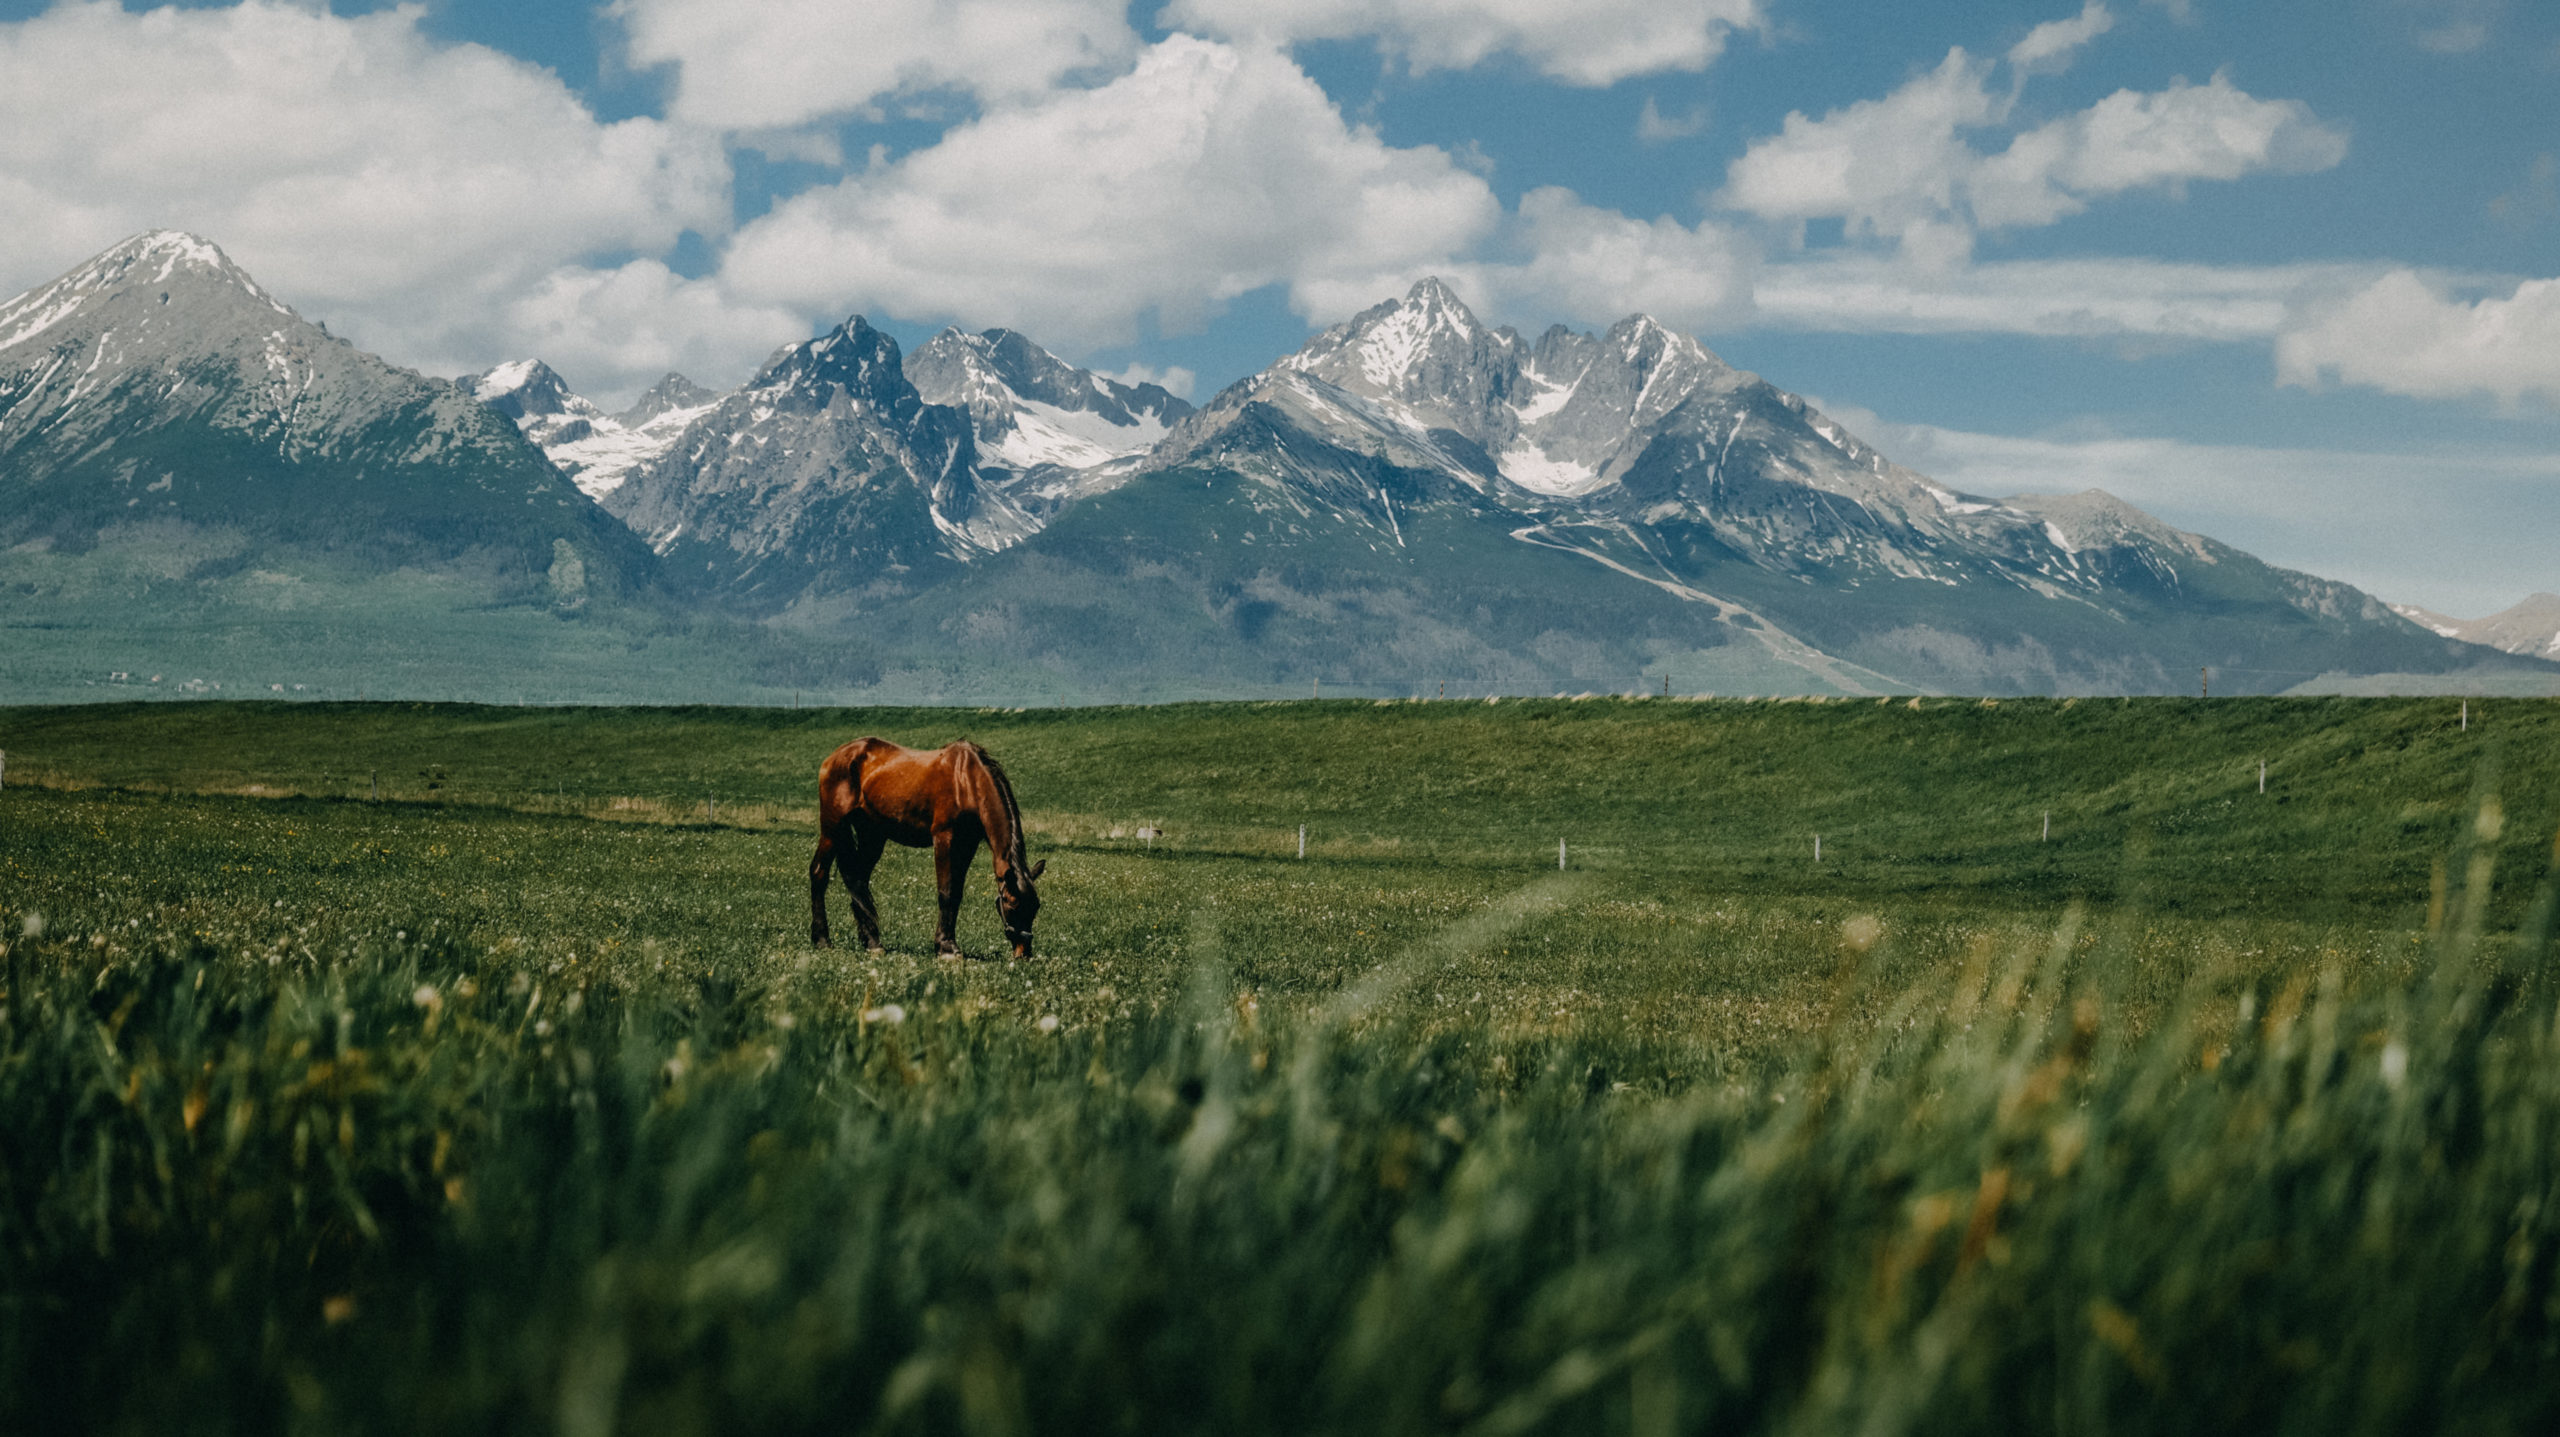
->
(2, 697, 2556, 1433)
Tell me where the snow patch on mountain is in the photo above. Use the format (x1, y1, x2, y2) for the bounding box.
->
(2389, 604, 2464, 638)
(990, 396, 1174, 470)
(908, 327, 1191, 483)
(1514, 371, 1576, 424)
(1495, 445, 1605, 497)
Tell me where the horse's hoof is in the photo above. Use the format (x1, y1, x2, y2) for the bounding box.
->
(865, 944, 887, 957)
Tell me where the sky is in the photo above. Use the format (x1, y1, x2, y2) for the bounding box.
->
(0, 0, 2554, 615)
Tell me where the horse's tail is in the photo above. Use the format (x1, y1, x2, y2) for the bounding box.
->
(965, 742, 1030, 876)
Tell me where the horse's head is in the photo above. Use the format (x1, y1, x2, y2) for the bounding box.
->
(1000, 857, 1047, 958)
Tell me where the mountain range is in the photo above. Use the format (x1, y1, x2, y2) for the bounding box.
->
(2391, 594, 2560, 663)
(0, 232, 647, 595)
(3, 232, 2550, 703)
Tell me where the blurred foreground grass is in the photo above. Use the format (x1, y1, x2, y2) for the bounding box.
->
(2, 698, 2558, 1432)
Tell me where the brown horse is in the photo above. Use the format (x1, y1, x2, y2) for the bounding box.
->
(809, 737, 1045, 958)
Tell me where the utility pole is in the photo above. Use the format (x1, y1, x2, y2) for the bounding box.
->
(2201, 666, 2208, 699)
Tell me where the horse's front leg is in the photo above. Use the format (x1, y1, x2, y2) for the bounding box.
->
(933, 829, 977, 957)
(809, 831, 837, 947)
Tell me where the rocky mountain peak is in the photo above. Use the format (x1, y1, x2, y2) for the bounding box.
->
(464, 359, 592, 423)
(908, 326, 1193, 481)
(763, 316, 916, 419)
(620, 372, 719, 428)
(460, 358, 720, 502)
(1288, 276, 1512, 386)
(0, 230, 290, 352)
(0, 229, 538, 478)
(0, 230, 644, 591)
(605, 313, 1035, 602)
(1273, 276, 1526, 445)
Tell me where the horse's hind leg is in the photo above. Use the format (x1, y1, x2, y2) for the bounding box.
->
(846, 829, 888, 955)
(809, 831, 838, 947)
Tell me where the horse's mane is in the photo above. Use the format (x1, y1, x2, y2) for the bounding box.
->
(965, 742, 1030, 877)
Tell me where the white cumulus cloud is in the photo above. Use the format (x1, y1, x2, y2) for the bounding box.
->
(717, 36, 1501, 349)
(2277, 270, 2560, 408)
(1721, 49, 2003, 244)
(2007, 1, 2114, 76)
(1159, 0, 1765, 86)
(0, 0, 762, 400)
(1722, 41, 2346, 246)
(492, 263, 808, 410)
(1971, 74, 2347, 228)
(613, 0, 1138, 130)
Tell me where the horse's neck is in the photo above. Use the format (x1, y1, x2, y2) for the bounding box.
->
(971, 756, 1021, 878)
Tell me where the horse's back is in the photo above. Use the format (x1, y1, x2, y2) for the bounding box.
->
(819, 737, 967, 836)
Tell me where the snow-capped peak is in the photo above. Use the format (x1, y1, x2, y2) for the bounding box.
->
(1355, 281, 1489, 389)
(472, 358, 550, 399)
(464, 358, 600, 423)
(1284, 275, 1509, 394)
(0, 229, 292, 353)
(462, 358, 721, 500)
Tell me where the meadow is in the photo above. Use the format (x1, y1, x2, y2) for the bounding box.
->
(1, 696, 2556, 1433)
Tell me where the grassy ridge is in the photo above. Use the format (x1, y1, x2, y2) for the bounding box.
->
(2, 699, 2558, 1432)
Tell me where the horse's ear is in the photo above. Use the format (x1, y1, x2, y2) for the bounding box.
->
(1029, 859, 1047, 881)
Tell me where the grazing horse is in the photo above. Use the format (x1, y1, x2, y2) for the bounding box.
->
(810, 738, 1045, 958)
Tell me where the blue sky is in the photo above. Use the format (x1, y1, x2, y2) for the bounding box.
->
(1, 0, 2554, 613)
